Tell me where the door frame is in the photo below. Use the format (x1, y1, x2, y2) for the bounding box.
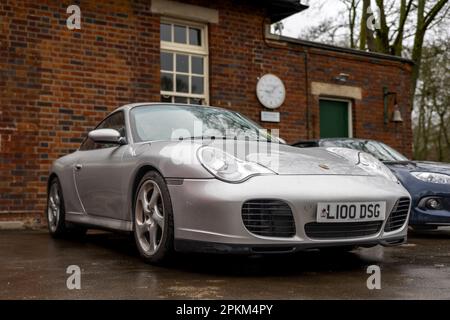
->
(319, 97, 353, 138)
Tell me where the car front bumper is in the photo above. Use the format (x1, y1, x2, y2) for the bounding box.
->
(410, 194, 450, 227)
(167, 175, 411, 253)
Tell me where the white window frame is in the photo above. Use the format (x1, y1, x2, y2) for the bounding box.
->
(319, 98, 353, 138)
(160, 18, 209, 105)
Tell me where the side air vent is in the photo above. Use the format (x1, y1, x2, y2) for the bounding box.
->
(384, 197, 410, 232)
(242, 200, 296, 238)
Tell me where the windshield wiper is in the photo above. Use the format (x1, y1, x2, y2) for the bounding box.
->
(178, 135, 228, 141)
(178, 135, 278, 143)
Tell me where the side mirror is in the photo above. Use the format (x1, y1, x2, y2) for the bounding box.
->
(88, 129, 126, 145)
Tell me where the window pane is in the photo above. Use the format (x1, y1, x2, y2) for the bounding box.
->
(103, 112, 125, 133)
(161, 95, 172, 103)
(160, 23, 171, 42)
(189, 28, 201, 46)
(176, 54, 189, 73)
(161, 73, 173, 91)
(191, 56, 204, 74)
(174, 96, 188, 104)
(176, 74, 189, 93)
(160, 52, 173, 71)
(174, 25, 187, 44)
(191, 76, 204, 94)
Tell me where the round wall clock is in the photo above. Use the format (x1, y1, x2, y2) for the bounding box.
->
(256, 74, 286, 109)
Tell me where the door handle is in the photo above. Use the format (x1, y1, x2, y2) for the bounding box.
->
(74, 164, 83, 171)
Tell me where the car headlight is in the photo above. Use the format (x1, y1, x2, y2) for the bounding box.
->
(197, 146, 275, 183)
(327, 147, 398, 183)
(411, 172, 450, 184)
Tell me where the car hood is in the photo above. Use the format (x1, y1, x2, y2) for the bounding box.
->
(384, 160, 450, 175)
(204, 141, 369, 175)
(135, 140, 375, 179)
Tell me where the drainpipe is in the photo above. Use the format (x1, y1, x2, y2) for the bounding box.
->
(263, 20, 312, 139)
(304, 50, 311, 139)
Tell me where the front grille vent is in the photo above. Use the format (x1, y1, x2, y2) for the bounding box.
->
(305, 221, 383, 239)
(242, 200, 295, 238)
(384, 197, 410, 232)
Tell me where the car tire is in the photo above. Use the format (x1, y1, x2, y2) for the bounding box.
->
(133, 171, 174, 264)
(47, 177, 87, 238)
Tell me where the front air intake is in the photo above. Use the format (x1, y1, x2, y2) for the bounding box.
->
(242, 200, 296, 238)
(305, 221, 383, 239)
(384, 197, 410, 232)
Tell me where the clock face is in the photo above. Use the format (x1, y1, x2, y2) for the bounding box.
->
(256, 74, 286, 109)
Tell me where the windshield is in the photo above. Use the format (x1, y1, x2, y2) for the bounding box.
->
(130, 105, 281, 143)
(321, 139, 408, 162)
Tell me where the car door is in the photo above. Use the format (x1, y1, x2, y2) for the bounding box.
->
(74, 111, 129, 220)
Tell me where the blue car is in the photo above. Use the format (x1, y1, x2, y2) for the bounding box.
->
(292, 138, 450, 231)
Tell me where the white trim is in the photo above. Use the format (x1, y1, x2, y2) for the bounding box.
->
(151, 0, 219, 24)
(160, 18, 209, 104)
(319, 98, 353, 138)
(160, 18, 209, 55)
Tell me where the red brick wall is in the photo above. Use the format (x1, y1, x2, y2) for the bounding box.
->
(0, 0, 412, 224)
(306, 48, 413, 152)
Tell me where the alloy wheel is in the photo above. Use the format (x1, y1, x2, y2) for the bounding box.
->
(47, 183, 60, 233)
(135, 180, 165, 255)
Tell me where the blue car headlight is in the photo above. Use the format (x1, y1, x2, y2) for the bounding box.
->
(411, 172, 450, 184)
(197, 146, 275, 183)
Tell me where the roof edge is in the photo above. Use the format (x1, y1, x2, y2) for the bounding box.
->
(268, 34, 414, 65)
(266, 0, 309, 23)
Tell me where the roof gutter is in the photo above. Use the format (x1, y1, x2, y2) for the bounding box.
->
(263, 0, 309, 23)
(266, 33, 414, 65)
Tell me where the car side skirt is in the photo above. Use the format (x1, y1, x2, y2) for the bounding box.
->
(66, 212, 133, 232)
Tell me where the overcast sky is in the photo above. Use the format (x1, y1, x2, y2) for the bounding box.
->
(279, 0, 448, 44)
(281, 0, 346, 38)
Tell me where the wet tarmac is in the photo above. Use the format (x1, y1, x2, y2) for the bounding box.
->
(0, 229, 449, 299)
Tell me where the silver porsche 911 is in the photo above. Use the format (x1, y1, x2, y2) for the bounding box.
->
(47, 103, 411, 263)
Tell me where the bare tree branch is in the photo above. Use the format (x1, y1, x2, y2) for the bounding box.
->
(423, 0, 449, 30)
(391, 0, 414, 55)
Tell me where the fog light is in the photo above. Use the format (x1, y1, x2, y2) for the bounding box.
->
(426, 198, 442, 210)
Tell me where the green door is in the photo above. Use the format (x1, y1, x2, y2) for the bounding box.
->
(319, 100, 350, 138)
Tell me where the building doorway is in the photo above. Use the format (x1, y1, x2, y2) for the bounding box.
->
(319, 99, 353, 138)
